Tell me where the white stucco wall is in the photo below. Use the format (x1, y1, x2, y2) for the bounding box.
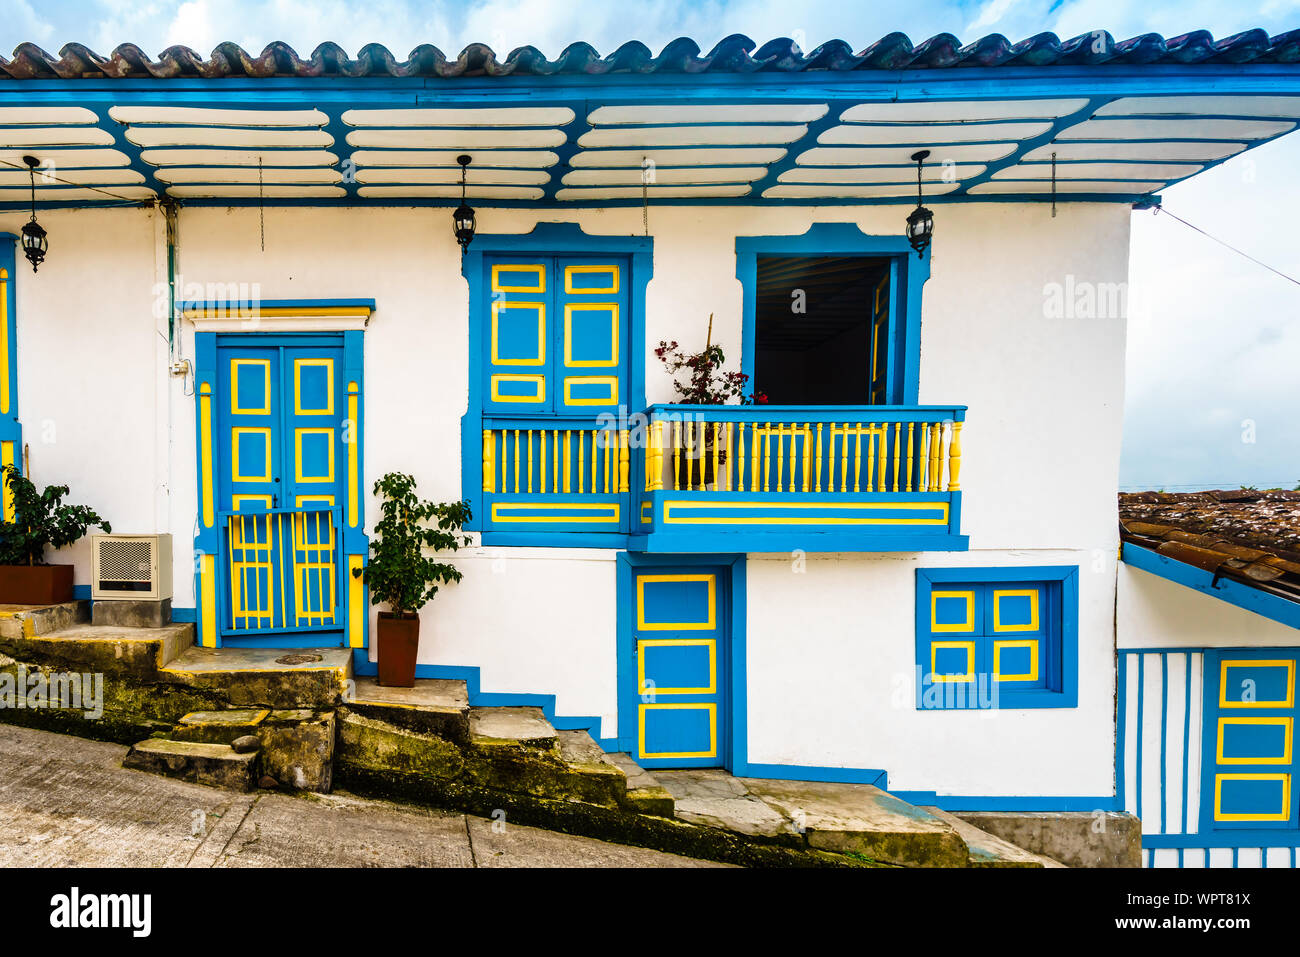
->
(1117, 563, 1300, 649)
(2, 200, 1130, 791)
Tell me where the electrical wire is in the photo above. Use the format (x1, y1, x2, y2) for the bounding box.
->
(1153, 204, 1300, 288)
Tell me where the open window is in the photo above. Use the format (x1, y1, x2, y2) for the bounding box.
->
(753, 255, 893, 406)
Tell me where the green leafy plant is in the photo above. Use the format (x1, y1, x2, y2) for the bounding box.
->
(353, 472, 470, 619)
(0, 465, 111, 566)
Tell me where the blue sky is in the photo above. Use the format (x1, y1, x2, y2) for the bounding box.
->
(4, 0, 1299, 490)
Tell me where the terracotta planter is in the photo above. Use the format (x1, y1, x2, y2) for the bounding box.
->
(0, 564, 74, 605)
(376, 612, 420, 687)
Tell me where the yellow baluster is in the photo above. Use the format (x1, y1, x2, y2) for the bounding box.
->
(579, 430, 586, 494)
(527, 430, 534, 493)
(815, 423, 823, 493)
(513, 430, 520, 493)
(840, 423, 849, 493)
(750, 423, 761, 494)
(736, 421, 746, 492)
(552, 430, 559, 492)
(482, 429, 495, 493)
(906, 422, 915, 492)
(776, 424, 785, 493)
(540, 430, 547, 493)
(853, 424, 862, 492)
(801, 425, 811, 493)
(763, 422, 772, 492)
(620, 428, 630, 493)
(865, 425, 875, 493)
(877, 424, 886, 492)
(726, 422, 735, 491)
(947, 421, 963, 491)
(892, 422, 901, 493)
(564, 430, 572, 493)
(929, 423, 941, 492)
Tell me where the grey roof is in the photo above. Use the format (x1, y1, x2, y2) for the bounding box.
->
(2, 30, 1299, 81)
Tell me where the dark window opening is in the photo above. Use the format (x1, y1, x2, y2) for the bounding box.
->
(753, 255, 893, 406)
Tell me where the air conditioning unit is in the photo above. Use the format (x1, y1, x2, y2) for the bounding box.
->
(91, 534, 172, 601)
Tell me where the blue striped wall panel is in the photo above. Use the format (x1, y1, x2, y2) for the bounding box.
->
(1119, 648, 1300, 868)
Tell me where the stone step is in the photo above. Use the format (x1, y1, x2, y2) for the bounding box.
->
(606, 752, 675, 817)
(468, 706, 558, 752)
(654, 772, 970, 867)
(0, 622, 193, 679)
(160, 646, 351, 709)
(921, 807, 1066, 868)
(172, 708, 271, 744)
(122, 738, 258, 792)
(0, 600, 89, 639)
(346, 676, 470, 743)
(556, 729, 628, 798)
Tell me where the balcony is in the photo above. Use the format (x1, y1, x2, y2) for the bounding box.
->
(631, 404, 967, 552)
(476, 405, 967, 552)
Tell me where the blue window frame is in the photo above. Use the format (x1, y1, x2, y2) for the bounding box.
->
(915, 566, 1078, 710)
(1200, 649, 1300, 837)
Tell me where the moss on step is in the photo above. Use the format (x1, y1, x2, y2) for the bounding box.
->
(335, 763, 889, 869)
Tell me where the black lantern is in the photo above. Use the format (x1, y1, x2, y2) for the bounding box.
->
(905, 149, 934, 259)
(452, 154, 475, 252)
(20, 155, 47, 272)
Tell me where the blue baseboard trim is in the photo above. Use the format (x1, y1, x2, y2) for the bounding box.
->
(737, 762, 888, 787)
(349, 651, 608, 743)
(171, 607, 196, 623)
(1142, 832, 1300, 849)
(890, 792, 1123, 812)
(73, 585, 90, 600)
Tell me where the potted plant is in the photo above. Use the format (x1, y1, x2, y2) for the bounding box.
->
(0, 465, 111, 605)
(353, 472, 470, 687)
(655, 314, 767, 489)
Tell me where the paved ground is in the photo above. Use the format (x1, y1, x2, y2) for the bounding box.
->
(0, 724, 725, 868)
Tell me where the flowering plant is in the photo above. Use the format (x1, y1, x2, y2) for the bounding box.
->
(654, 319, 767, 406)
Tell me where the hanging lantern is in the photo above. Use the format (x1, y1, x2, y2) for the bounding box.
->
(20, 156, 47, 272)
(905, 149, 934, 259)
(452, 154, 476, 252)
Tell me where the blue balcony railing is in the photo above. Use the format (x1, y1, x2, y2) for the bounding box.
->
(633, 404, 967, 552)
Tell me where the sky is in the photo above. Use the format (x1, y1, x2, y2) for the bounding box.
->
(2, 0, 1299, 491)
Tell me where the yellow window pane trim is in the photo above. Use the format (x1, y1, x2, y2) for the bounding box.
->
(490, 301, 546, 366)
(1213, 773, 1292, 822)
(639, 703, 717, 760)
(490, 373, 546, 403)
(294, 357, 334, 415)
(295, 428, 336, 483)
(637, 638, 717, 695)
(1218, 659, 1296, 709)
(230, 427, 272, 483)
(993, 588, 1040, 632)
(230, 358, 271, 415)
(564, 263, 620, 294)
(930, 640, 976, 683)
(563, 375, 619, 406)
(491, 263, 546, 293)
(1215, 716, 1294, 765)
(563, 303, 620, 367)
(931, 589, 975, 632)
(636, 573, 717, 631)
(993, 639, 1039, 682)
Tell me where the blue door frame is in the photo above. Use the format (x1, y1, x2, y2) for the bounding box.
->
(194, 328, 368, 650)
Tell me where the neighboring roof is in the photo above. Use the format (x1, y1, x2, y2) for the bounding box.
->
(2, 32, 1300, 80)
(2, 31, 1300, 209)
(1119, 490, 1300, 616)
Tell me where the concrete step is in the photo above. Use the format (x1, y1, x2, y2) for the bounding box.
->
(654, 772, 970, 867)
(0, 600, 89, 639)
(0, 622, 193, 679)
(346, 676, 470, 743)
(921, 807, 1066, 868)
(606, 752, 676, 817)
(160, 646, 351, 709)
(172, 708, 270, 744)
(122, 738, 258, 792)
(556, 729, 628, 799)
(468, 706, 558, 752)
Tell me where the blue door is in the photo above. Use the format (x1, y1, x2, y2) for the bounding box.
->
(631, 566, 728, 768)
(213, 339, 347, 645)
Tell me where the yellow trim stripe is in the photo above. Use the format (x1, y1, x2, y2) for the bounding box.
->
(492, 263, 545, 293)
(294, 428, 336, 483)
(637, 638, 717, 695)
(1213, 772, 1291, 822)
(200, 383, 214, 527)
(490, 502, 619, 523)
(639, 703, 717, 760)
(993, 639, 1040, 682)
(931, 590, 976, 633)
(931, 640, 976, 683)
(1219, 659, 1296, 709)
(564, 263, 619, 294)
(491, 373, 546, 403)
(661, 500, 950, 526)
(636, 573, 717, 631)
(1216, 716, 1294, 765)
(349, 554, 365, 647)
(294, 357, 334, 415)
(563, 303, 620, 368)
(993, 588, 1040, 632)
(491, 301, 546, 366)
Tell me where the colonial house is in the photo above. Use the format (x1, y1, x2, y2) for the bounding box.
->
(0, 28, 1298, 868)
